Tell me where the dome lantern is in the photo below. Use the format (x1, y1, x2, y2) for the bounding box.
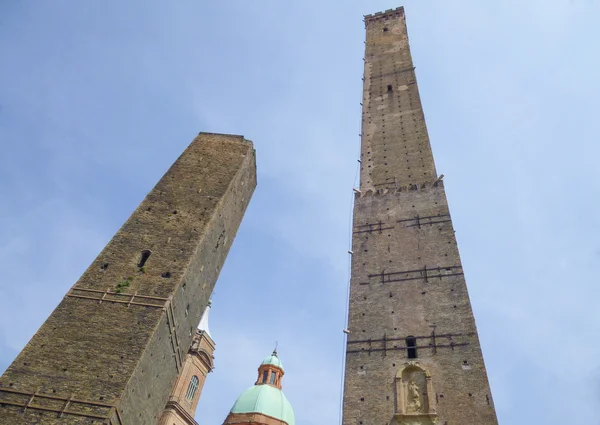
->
(223, 351, 294, 425)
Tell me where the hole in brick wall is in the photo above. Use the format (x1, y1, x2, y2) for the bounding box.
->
(406, 336, 417, 359)
(146, 207, 152, 212)
(172, 210, 177, 214)
(387, 84, 393, 91)
(386, 395, 390, 400)
(360, 397, 364, 401)
(453, 305, 457, 308)
(162, 272, 171, 278)
(439, 394, 444, 398)
(468, 393, 472, 397)
(100, 263, 109, 271)
(383, 27, 388, 32)
(138, 250, 151, 267)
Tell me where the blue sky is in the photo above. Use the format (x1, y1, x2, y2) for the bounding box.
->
(1, 1, 600, 424)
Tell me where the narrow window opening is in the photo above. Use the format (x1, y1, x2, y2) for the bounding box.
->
(262, 371, 268, 383)
(185, 376, 199, 400)
(161, 272, 171, 278)
(138, 250, 151, 268)
(406, 336, 417, 359)
(383, 27, 389, 32)
(387, 84, 393, 92)
(270, 372, 277, 385)
(100, 263, 109, 271)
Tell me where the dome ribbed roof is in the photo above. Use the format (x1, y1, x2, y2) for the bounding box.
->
(261, 351, 284, 371)
(230, 385, 295, 425)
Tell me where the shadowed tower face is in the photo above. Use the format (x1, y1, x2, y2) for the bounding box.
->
(0, 133, 256, 424)
(342, 8, 498, 425)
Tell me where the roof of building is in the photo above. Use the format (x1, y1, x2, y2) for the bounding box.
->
(261, 350, 283, 371)
(197, 301, 211, 337)
(230, 384, 295, 425)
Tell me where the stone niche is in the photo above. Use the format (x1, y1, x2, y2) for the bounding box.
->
(393, 362, 437, 425)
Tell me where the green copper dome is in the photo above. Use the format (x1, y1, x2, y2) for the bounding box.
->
(261, 351, 284, 371)
(230, 384, 295, 425)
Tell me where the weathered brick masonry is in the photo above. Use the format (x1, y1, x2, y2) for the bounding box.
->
(0, 133, 256, 424)
(342, 8, 498, 425)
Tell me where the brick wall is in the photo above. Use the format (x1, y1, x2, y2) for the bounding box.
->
(0, 133, 256, 424)
(342, 8, 498, 425)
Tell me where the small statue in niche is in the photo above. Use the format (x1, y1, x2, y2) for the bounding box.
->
(407, 380, 422, 412)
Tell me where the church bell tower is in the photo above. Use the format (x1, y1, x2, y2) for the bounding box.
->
(342, 7, 499, 425)
(159, 302, 215, 425)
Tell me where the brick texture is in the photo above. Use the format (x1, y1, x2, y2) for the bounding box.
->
(0, 133, 256, 424)
(342, 8, 498, 425)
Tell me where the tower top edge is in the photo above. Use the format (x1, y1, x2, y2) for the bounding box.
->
(196, 132, 255, 147)
(198, 131, 244, 137)
(364, 6, 405, 23)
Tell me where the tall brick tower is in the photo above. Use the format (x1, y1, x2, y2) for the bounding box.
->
(342, 7, 498, 425)
(0, 133, 256, 424)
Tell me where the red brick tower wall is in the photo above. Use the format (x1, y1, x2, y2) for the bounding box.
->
(0, 133, 256, 424)
(342, 8, 498, 425)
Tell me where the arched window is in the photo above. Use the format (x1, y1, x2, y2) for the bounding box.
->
(185, 376, 199, 401)
(405, 336, 417, 359)
(262, 370, 268, 383)
(138, 250, 152, 267)
(269, 371, 277, 385)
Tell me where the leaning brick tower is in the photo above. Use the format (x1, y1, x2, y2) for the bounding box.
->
(0, 133, 256, 424)
(342, 7, 498, 425)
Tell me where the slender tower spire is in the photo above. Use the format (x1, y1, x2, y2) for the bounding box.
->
(342, 7, 498, 425)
